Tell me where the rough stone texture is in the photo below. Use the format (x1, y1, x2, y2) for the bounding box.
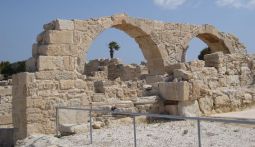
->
(11, 14, 255, 141)
(30, 14, 246, 75)
(178, 100, 201, 117)
(159, 81, 190, 101)
(0, 80, 12, 126)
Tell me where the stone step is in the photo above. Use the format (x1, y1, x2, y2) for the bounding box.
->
(133, 96, 159, 105)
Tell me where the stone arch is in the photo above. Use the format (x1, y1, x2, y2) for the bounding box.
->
(181, 24, 246, 62)
(74, 14, 166, 75)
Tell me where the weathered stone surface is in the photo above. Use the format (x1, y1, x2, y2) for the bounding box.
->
(41, 30, 73, 44)
(11, 14, 254, 141)
(146, 75, 166, 84)
(165, 63, 187, 75)
(37, 56, 75, 71)
(165, 105, 178, 115)
(159, 81, 189, 101)
(92, 121, 105, 129)
(204, 52, 224, 68)
(35, 71, 76, 80)
(198, 97, 214, 114)
(59, 124, 87, 135)
(55, 19, 74, 30)
(173, 69, 193, 81)
(0, 84, 12, 126)
(36, 44, 79, 56)
(60, 80, 74, 90)
(178, 100, 200, 117)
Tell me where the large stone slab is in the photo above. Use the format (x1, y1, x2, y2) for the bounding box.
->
(39, 30, 73, 44)
(37, 56, 75, 71)
(159, 81, 189, 101)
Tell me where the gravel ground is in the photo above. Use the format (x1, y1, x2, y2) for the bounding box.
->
(17, 119, 255, 147)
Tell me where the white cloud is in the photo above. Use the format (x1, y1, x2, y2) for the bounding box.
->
(153, 0, 187, 9)
(216, 0, 255, 9)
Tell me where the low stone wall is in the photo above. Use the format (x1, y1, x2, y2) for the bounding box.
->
(85, 59, 148, 81)
(0, 80, 12, 126)
(161, 52, 255, 116)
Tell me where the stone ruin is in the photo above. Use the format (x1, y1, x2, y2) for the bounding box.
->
(1, 14, 254, 141)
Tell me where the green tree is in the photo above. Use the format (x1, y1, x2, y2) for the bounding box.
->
(1, 61, 13, 79)
(0, 61, 26, 79)
(108, 41, 120, 59)
(198, 47, 212, 60)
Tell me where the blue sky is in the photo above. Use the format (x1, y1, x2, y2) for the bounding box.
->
(0, 0, 255, 63)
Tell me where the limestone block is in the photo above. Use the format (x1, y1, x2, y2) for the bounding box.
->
(0, 87, 12, 96)
(204, 52, 224, 68)
(198, 97, 213, 114)
(159, 81, 189, 101)
(188, 60, 205, 72)
(74, 79, 87, 89)
(114, 101, 134, 108)
(94, 80, 106, 93)
(42, 30, 73, 44)
(146, 75, 165, 84)
(116, 88, 124, 98)
(178, 100, 200, 117)
(214, 94, 230, 108)
(59, 124, 88, 135)
(92, 93, 106, 102)
(35, 71, 76, 80)
(243, 93, 253, 104)
(60, 80, 74, 90)
(37, 44, 79, 56)
(165, 105, 178, 115)
(37, 56, 75, 71)
(173, 69, 193, 81)
(189, 81, 201, 100)
(226, 75, 240, 86)
(37, 56, 62, 71)
(55, 19, 74, 30)
(92, 121, 105, 129)
(165, 63, 186, 75)
(63, 56, 75, 71)
(0, 115, 12, 125)
(240, 66, 252, 86)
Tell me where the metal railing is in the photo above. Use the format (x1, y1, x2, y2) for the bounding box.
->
(56, 106, 255, 147)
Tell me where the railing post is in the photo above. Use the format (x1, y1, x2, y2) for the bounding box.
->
(89, 103, 93, 144)
(133, 116, 137, 147)
(55, 107, 59, 136)
(197, 119, 201, 147)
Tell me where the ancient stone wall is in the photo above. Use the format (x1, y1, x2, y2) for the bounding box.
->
(0, 80, 12, 127)
(85, 58, 148, 81)
(160, 52, 255, 116)
(12, 14, 251, 140)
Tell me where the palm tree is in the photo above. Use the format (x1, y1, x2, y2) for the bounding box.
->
(108, 41, 120, 59)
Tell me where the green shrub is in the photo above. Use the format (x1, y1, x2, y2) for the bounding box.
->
(198, 47, 211, 60)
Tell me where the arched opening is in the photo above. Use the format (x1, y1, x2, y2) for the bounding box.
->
(86, 28, 146, 64)
(184, 32, 231, 62)
(76, 18, 165, 76)
(185, 38, 208, 62)
(85, 28, 149, 81)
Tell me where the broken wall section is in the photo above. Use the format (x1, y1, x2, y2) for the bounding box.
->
(160, 52, 255, 116)
(85, 59, 148, 81)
